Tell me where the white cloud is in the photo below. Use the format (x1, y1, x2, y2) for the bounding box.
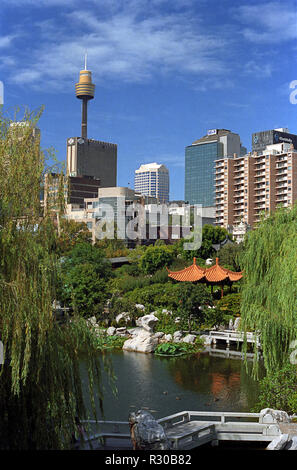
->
(0, 35, 17, 49)
(244, 60, 273, 77)
(236, 2, 297, 43)
(9, 8, 229, 89)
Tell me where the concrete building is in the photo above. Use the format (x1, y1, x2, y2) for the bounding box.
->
(215, 140, 297, 235)
(185, 129, 246, 207)
(252, 128, 297, 154)
(66, 60, 117, 187)
(66, 136, 117, 187)
(134, 162, 169, 203)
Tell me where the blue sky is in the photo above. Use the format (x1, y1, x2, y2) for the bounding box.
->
(0, 0, 296, 200)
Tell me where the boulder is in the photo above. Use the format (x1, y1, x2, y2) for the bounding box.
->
(87, 316, 97, 327)
(266, 434, 289, 450)
(164, 334, 173, 342)
(116, 327, 128, 337)
(116, 312, 131, 325)
(162, 309, 172, 315)
(129, 410, 171, 450)
(135, 304, 145, 311)
(260, 408, 291, 424)
(182, 334, 196, 344)
(286, 436, 297, 450)
(154, 332, 165, 339)
(233, 317, 241, 331)
(123, 329, 159, 353)
(173, 331, 183, 343)
(136, 314, 159, 333)
(200, 335, 212, 346)
(106, 326, 116, 336)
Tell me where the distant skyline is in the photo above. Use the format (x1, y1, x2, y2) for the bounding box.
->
(0, 0, 296, 200)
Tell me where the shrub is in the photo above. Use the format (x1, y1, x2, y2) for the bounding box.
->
(252, 364, 297, 414)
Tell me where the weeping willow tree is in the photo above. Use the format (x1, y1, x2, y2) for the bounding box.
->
(240, 205, 297, 375)
(0, 108, 109, 449)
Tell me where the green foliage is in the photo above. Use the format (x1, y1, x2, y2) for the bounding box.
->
(95, 237, 129, 258)
(139, 245, 175, 274)
(253, 365, 297, 414)
(154, 310, 180, 334)
(240, 205, 297, 373)
(154, 343, 187, 356)
(56, 219, 92, 256)
(177, 283, 213, 331)
(217, 242, 244, 271)
(178, 224, 230, 261)
(60, 263, 110, 316)
(96, 334, 126, 350)
(0, 109, 107, 449)
(58, 242, 113, 316)
(216, 293, 241, 317)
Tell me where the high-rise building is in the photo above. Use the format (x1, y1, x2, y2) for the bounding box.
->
(185, 129, 245, 206)
(134, 162, 169, 203)
(252, 128, 297, 153)
(66, 59, 117, 187)
(215, 139, 297, 232)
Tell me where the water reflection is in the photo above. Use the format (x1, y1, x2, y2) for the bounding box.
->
(83, 351, 264, 422)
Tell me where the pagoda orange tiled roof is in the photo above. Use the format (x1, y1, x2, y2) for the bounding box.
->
(167, 257, 205, 282)
(167, 258, 243, 284)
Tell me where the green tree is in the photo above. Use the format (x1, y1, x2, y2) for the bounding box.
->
(0, 109, 107, 449)
(59, 242, 113, 316)
(177, 283, 213, 332)
(139, 245, 174, 274)
(240, 205, 297, 373)
(178, 224, 230, 261)
(56, 219, 92, 255)
(217, 242, 244, 271)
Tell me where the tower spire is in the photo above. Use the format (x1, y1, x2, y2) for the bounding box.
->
(75, 56, 95, 140)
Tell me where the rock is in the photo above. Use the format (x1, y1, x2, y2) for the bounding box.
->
(260, 408, 291, 424)
(162, 309, 172, 315)
(116, 312, 131, 324)
(266, 434, 289, 450)
(286, 436, 297, 450)
(123, 329, 159, 353)
(135, 304, 145, 311)
(233, 317, 241, 331)
(129, 410, 171, 450)
(173, 331, 183, 343)
(164, 334, 172, 342)
(136, 314, 159, 333)
(200, 335, 212, 346)
(106, 326, 116, 336)
(87, 316, 97, 327)
(174, 317, 181, 324)
(116, 327, 127, 336)
(154, 332, 165, 339)
(182, 334, 196, 344)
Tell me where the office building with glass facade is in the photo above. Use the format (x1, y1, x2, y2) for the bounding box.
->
(185, 129, 244, 206)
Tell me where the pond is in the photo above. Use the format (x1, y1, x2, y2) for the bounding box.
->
(83, 348, 264, 421)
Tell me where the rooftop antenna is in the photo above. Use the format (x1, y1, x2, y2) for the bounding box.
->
(84, 51, 88, 70)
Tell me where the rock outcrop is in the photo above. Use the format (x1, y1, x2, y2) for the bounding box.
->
(123, 314, 159, 353)
(129, 410, 171, 450)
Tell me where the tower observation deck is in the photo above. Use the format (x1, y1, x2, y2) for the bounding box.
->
(75, 56, 95, 139)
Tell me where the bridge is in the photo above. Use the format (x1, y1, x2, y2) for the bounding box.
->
(208, 329, 261, 348)
(77, 410, 287, 450)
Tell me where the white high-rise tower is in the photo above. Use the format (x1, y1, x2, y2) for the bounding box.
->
(134, 162, 169, 203)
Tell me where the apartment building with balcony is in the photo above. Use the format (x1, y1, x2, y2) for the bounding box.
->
(215, 141, 297, 233)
